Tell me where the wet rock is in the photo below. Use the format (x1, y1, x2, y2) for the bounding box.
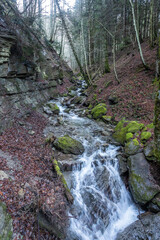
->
(53, 135, 85, 155)
(128, 153, 160, 206)
(115, 212, 160, 240)
(58, 160, 83, 172)
(117, 155, 128, 176)
(46, 103, 60, 114)
(0, 201, 13, 240)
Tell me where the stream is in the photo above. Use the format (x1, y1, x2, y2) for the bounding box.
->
(44, 84, 139, 240)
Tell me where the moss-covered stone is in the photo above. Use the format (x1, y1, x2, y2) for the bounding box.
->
(125, 138, 140, 155)
(144, 142, 156, 161)
(113, 119, 145, 145)
(0, 202, 13, 240)
(128, 153, 160, 205)
(141, 131, 152, 142)
(102, 115, 112, 123)
(91, 103, 107, 119)
(53, 135, 84, 155)
(46, 103, 60, 114)
(126, 133, 133, 142)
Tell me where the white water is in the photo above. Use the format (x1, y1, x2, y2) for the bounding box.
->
(47, 93, 139, 240)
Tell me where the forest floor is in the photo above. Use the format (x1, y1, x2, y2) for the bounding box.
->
(87, 41, 157, 124)
(0, 111, 67, 240)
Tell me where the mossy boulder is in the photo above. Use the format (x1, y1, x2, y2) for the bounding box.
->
(144, 142, 156, 161)
(53, 135, 84, 155)
(125, 138, 140, 155)
(91, 103, 107, 119)
(141, 131, 152, 143)
(46, 103, 60, 114)
(128, 153, 160, 205)
(0, 201, 13, 240)
(113, 119, 144, 145)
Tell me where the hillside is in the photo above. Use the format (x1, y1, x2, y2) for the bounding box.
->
(87, 42, 157, 124)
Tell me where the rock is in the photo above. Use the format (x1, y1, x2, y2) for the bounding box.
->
(115, 212, 160, 240)
(113, 119, 144, 145)
(46, 103, 60, 114)
(125, 139, 141, 155)
(102, 115, 112, 123)
(28, 130, 35, 135)
(128, 153, 160, 205)
(18, 188, 25, 198)
(117, 155, 128, 176)
(144, 141, 156, 161)
(108, 95, 118, 105)
(45, 133, 56, 144)
(53, 135, 85, 155)
(91, 103, 107, 119)
(0, 170, 9, 180)
(0, 201, 13, 240)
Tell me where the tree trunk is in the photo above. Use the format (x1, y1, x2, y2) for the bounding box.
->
(129, 0, 148, 69)
(55, 0, 90, 85)
(154, 33, 160, 163)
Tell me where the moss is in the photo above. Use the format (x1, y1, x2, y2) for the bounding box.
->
(125, 138, 140, 155)
(54, 135, 84, 155)
(46, 103, 60, 114)
(141, 131, 152, 142)
(127, 121, 144, 133)
(53, 159, 73, 203)
(0, 202, 13, 240)
(91, 103, 107, 119)
(113, 119, 144, 145)
(88, 104, 93, 110)
(126, 133, 133, 142)
(102, 115, 112, 123)
(93, 94, 97, 100)
(146, 123, 154, 129)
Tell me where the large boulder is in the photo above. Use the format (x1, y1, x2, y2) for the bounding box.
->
(53, 135, 85, 155)
(0, 202, 13, 240)
(91, 103, 107, 119)
(115, 212, 160, 240)
(128, 153, 160, 206)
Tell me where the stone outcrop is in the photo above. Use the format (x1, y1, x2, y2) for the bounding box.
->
(0, 22, 73, 132)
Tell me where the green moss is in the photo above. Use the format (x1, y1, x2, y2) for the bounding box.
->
(46, 103, 60, 114)
(91, 103, 107, 119)
(141, 131, 152, 142)
(127, 121, 144, 133)
(146, 123, 154, 129)
(126, 133, 133, 142)
(88, 104, 93, 110)
(54, 135, 84, 155)
(113, 119, 145, 145)
(53, 159, 73, 203)
(102, 115, 112, 123)
(125, 138, 140, 155)
(0, 202, 13, 240)
(93, 94, 97, 100)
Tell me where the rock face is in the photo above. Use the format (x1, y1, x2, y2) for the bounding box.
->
(0, 22, 73, 132)
(53, 135, 85, 155)
(91, 103, 107, 119)
(0, 201, 13, 240)
(115, 212, 160, 240)
(128, 153, 160, 207)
